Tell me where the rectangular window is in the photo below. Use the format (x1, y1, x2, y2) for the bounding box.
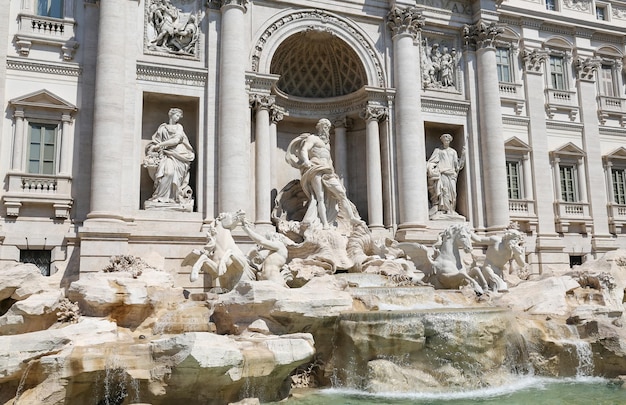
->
(20, 249, 52, 276)
(496, 48, 512, 83)
(506, 161, 522, 199)
(546, 0, 557, 11)
(596, 6, 606, 20)
(600, 65, 615, 97)
(37, 0, 64, 18)
(613, 168, 626, 205)
(28, 123, 57, 175)
(560, 165, 578, 202)
(550, 56, 566, 90)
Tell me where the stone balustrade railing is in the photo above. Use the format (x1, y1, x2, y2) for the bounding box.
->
(598, 96, 626, 114)
(546, 88, 577, 107)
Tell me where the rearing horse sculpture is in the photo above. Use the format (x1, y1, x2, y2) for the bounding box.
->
(396, 223, 484, 294)
(189, 210, 255, 292)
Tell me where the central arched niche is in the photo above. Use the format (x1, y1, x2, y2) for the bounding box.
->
(269, 30, 372, 222)
(270, 30, 367, 98)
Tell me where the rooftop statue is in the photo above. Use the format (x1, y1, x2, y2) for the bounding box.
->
(143, 108, 195, 211)
(285, 118, 361, 230)
(426, 133, 465, 220)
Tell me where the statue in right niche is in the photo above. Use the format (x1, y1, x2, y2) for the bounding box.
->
(426, 133, 465, 219)
(143, 108, 195, 211)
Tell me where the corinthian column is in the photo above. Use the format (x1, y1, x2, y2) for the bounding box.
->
(269, 104, 285, 192)
(217, 0, 250, 214)
(250, 93, 274, 226)
(360, 105, 386, 230)
(387, 6, 428, 231)
(464, 21, 509, 231)
(574, 57, 614, 250)
(332, 116, 350, 187)
(88, 0, 126, 220)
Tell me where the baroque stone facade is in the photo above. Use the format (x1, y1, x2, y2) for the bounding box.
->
(1, 0, 626, 279)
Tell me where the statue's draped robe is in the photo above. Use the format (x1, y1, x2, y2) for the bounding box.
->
(427, 147, 461, 214)
(149, 123, 195, 203)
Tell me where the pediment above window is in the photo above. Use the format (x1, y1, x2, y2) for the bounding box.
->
(9, 89, 77, 113)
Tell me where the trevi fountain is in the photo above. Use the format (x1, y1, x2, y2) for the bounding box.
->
(2, 118, 626, 405)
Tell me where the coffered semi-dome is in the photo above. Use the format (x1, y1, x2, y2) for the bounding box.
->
(270, 30, 367, 98)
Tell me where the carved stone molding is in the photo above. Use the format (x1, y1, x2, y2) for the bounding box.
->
(521, 48, 548, 73)
(249, 93, 275, 111)
(386, 6, 425, 40)
(333, 116, 353, 129)
(421, 98, 470, 116)
(207, 0, 249, 11)
(562, 0, 591, 12)
(360, 104, 388, 122)
(136, 63, 207, 86)
(463, 21, 503, 49)
(270, 104, 286, 124)
(7, 59, 81, 76)
(574, 57, 601, 81)
(251, 9, 385, 88)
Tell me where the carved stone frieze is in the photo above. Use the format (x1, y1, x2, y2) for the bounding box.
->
(251, 10, 385, 88)
(7, 59, 82, 76)
(145, 0, 201, 58)
(463, 21, 503, 49)
(422, 98, 469, 116)
(521, 48, 548, 73)
(574, 57, 601, 81)
(386, 6, 425, 40)
(421, 37, 461, 91)
(613, 6, 626, 19)
(136, 63, 207, 86)
(562, 0, 591, 12)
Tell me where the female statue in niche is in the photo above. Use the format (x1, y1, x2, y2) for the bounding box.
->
(143, 108, 195, 211)
(426, 133, 465, 219)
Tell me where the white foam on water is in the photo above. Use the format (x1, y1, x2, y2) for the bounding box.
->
(320, 375, 610, 402)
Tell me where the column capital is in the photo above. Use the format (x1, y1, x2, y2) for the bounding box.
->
(61, 113, 73, 123)
(360, 104, 388, 122)
(249, 93, 275, 111)
(207, 0, 249, 12)
(269, 104, 286, 124)
(521, 48, 548, 73)
(463, 20, 503, 50)
(574, 57, 601, 81)
(387, 6, 425, 40)
(333, 116, 353, 129)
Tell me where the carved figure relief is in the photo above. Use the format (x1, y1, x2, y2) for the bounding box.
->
(422, 38, 460, 90)
(143, 108, 195, 211)
(146, 0, 200, 56)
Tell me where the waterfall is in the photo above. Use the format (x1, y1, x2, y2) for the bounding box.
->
(564, 325, 595, 377)
(13, 360, 34, 404)
(96, 354, 140, 405)
(572, 341, 594, 377)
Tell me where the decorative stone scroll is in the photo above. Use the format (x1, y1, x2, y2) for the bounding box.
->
(574, 57, 601, 81)
(207, 0, 249, 10)
(249, 94, 275, 111)
(145, 0, 201, 57)
(562, 0, 591, 12)
(386, 6, 425, 39)
(463, 20, 503, 49)
(360, 104, 388, 122)
(521, 48, 548, 72)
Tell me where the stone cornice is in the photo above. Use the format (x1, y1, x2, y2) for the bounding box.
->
(421, 97, 469, 116)
(136, 63, 207, 86)
(546, 120, 584, 131)
(600, 127, 626, 137)
(7, 58, 81, 76)
(502, 115, 530, 127)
